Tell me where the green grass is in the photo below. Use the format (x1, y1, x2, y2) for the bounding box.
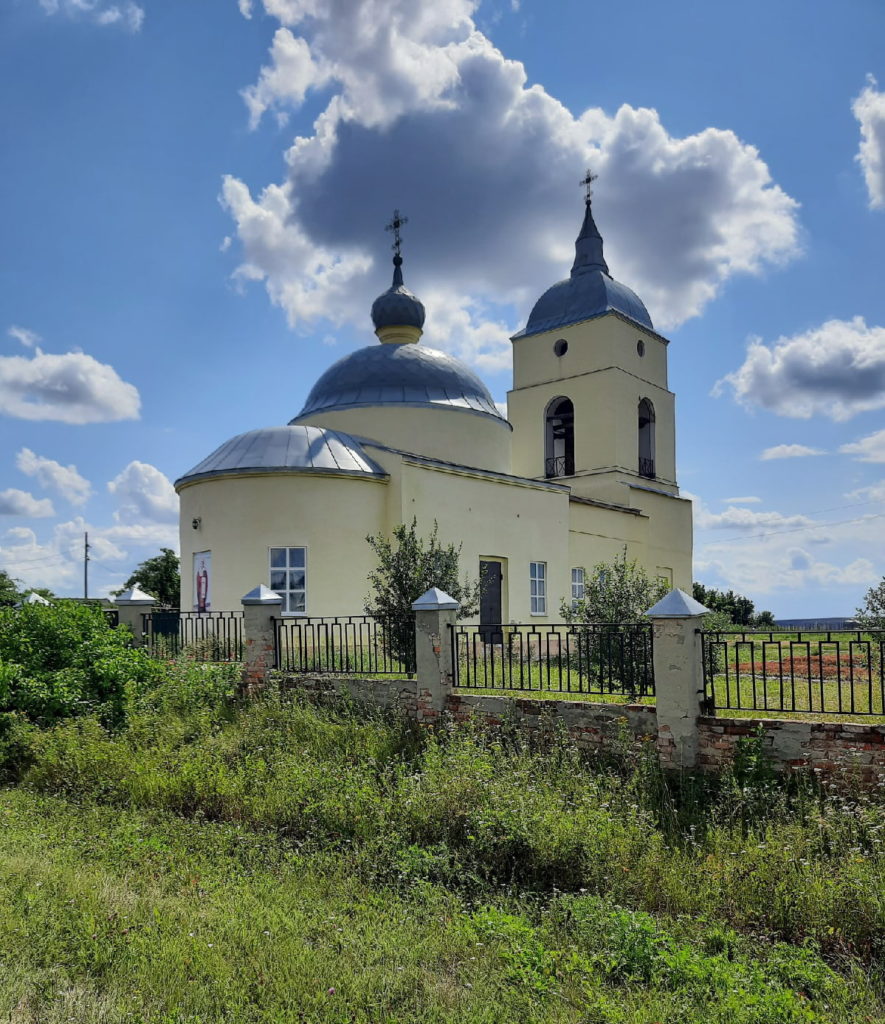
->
(1, 662, 884, 1021)
(1, 791, 881, 1023)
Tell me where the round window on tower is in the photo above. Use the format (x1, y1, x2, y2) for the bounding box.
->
(554, 339, 568, 357)
(637, 339, 645, 357)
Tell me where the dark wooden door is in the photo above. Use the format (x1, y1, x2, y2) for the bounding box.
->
(479, 560, 503, 644)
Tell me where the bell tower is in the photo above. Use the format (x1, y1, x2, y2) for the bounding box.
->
(507, 174, 679, 507)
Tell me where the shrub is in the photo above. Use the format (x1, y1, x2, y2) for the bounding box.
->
(0, 602, 161, 727)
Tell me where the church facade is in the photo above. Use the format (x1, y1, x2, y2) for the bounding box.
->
(175, 194, 693, 623)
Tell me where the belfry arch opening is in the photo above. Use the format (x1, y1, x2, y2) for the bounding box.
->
(545, 397, 574, 478)
(638, 398, 655, 478)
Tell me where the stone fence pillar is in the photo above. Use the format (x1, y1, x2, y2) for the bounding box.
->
(646, 588, 711, 770)
(412, 587, 460, 714)
(113, 585, 156, 645)
(241, 584, 283, 693)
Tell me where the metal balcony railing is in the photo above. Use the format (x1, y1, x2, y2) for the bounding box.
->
(545, 455, 574, 478)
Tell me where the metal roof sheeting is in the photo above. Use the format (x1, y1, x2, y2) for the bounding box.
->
(513, 273, 653, 338)
(292, 343, 505, 421)
(175, 425, 388, 488)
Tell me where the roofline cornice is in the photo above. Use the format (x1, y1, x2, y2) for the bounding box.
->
(511, 308, 670, 346)
(174, 465, 389, 493)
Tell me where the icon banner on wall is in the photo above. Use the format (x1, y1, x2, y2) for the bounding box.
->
(193, 551, 211, 612)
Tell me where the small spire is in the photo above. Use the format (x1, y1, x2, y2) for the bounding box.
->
(571, 168, 609, 277)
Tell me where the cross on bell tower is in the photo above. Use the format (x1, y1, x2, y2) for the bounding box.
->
(580, 168, 597, 203)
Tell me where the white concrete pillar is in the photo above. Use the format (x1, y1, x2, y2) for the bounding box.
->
(113, 585, 157, 646)
(646, 588, 711, 770)
(241, 584, 283, 693)
(411, 587, 460, 714)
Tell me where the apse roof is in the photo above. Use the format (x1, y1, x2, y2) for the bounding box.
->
(175, 425, 387, 489)
(291, 343, 505, 422)
(513, 197, 653, 339)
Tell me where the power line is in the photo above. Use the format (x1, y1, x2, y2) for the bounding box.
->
(706, 510, 885, 546)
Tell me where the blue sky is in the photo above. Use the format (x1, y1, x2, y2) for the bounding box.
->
(1, 0, 884, 617)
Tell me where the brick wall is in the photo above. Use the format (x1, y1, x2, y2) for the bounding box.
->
(698, 717, 885, 783)
(286, 675, 885, 782)
(287, 675, 659, 755)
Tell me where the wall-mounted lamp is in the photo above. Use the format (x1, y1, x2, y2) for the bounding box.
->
(192, 517, 202, 530)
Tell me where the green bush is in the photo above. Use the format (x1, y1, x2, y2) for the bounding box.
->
(0, 603, 161, 728)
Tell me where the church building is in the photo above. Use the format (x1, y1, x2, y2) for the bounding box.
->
(175, 187, 693, 625)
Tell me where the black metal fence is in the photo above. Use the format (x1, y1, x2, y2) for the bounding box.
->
(141, 611, 244, 662)
(702, 629, 885, 717)
(274, 615, 415, 676)
(450, 621, 654, 699)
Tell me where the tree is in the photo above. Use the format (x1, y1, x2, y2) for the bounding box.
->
(692, 582, 774, 627)
(563, 550, 669, 624)
(116, 548, 180, 608)
(856, 578, 885, 631)
(365, 519, 480, 670)
(560, 551, 668, 697)
(0, 571, 20, 608)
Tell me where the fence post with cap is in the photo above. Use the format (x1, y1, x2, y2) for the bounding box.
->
(241, 584, 283, 693)
(412, 587, 460, 717)
(113, 585, 156, 646)
(646, 588, 711, 770)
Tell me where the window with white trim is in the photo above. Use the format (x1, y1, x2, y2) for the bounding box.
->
(530, 561, 547, 615)
(269, 547, 306, 614)
(571, 567, 585, 606)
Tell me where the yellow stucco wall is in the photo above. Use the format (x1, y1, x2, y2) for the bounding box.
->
(512, 313, 668, 392)
(392, 458, 571, 622)
(567, 489, 693, 593)
(176, 452, 692, 621)
(178, 472, 388, 615)
(508, 312, 678, 502)
(291, 405, 512, 473)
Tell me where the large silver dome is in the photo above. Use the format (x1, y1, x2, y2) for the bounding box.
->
(291, 343, 504, 422)
(175, 425, 387, 488)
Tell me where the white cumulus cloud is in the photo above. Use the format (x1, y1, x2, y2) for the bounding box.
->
(685, 492, 816, 534)
(720, 495, 761, 504)
(716, 317, 885, 421)
(223, 0, 799, 368)
(16, 448, 92, 505)
(0, 347, 140, 424)
(840, 428, 885, 463)
(0, 489, 55, 518)
(760, 444, 826, 460)
(37, 0, 144, 31)
(108, 461, 179, 524)
(853, 75, 885, 209)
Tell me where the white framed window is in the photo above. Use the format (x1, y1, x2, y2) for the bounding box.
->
(571, 567, 585, 606)
(530, 561, 547, 615)
(269, 547, 307, 614)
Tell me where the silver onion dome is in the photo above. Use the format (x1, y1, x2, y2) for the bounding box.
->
(370, 255, 426, 330)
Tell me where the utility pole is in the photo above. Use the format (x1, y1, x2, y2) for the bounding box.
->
(83, 531, 90, 600)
